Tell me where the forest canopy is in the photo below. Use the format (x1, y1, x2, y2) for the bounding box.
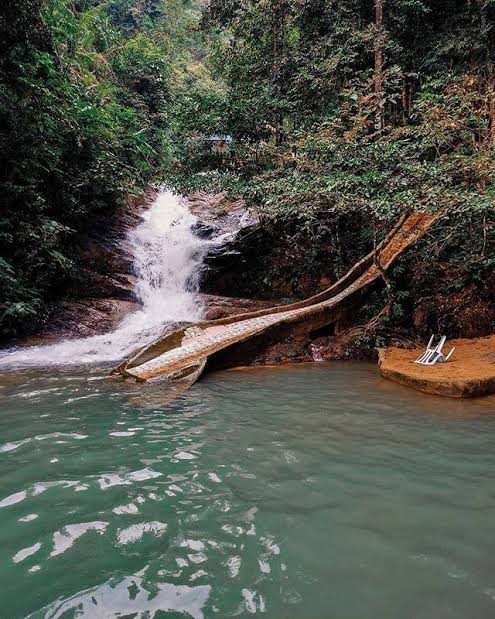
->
(0, 0, 203, 335)
(197, 0, 495, 218)
(0, 0, 494, 337)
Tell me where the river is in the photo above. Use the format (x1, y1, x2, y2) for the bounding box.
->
(1, 364, 495, 618)
(1, 191, 495, 618)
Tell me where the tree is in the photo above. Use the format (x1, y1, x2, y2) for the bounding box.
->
(374, 0, 384, 134)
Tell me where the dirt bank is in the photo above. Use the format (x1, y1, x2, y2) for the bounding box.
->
(378, 336, 495, 398)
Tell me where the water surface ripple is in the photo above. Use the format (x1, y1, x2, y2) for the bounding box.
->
(1, 363, 495, 618)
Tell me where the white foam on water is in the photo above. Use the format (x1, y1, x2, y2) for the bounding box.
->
(0, 190, 216, 368)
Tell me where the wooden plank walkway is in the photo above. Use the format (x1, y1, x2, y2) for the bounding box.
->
(116, 211, 443, 383)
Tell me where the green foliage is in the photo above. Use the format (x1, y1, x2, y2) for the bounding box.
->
(0, 0, 198, 337)
(192, 0, 495, 281)
(201, 0, 495, 224)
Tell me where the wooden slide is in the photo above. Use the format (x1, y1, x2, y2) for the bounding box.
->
(112, 211, 443, 384)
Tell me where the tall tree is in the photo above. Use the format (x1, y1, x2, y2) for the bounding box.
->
(374, 0, 384, 133)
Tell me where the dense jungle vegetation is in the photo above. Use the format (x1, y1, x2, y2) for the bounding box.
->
(191, 0, 495, 344)
(1, 0, 494, 339)
(0, 0, 205, 336)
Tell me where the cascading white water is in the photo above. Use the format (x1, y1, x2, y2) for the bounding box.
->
(0, 190, 216, 368)
(130, 190, 206, 324)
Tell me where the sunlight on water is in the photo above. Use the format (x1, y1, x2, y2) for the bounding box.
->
(0, 363, 495, 618)
(0, 190, 220, 368)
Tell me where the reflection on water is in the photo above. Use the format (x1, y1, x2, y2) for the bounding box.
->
(0, 363, 495, 618)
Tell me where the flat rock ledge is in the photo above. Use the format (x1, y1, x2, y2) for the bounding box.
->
(378, 335, 495, 398)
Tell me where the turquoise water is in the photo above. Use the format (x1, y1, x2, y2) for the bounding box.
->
(1, 362, 495, 619)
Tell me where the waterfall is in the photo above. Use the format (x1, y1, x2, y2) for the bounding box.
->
(0, 190, 215, 368)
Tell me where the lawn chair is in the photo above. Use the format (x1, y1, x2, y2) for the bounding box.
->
(415, 335, 455, 365)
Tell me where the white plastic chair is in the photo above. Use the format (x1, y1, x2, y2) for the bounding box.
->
(423, 335, 446, 365)
(415, 335, 454, 365)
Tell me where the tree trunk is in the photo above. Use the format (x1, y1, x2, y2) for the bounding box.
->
(481, 0, 495, 150)
(374, 0, 384, 134)
(272, 0, 285, 146)
(486, 60, 495, 149)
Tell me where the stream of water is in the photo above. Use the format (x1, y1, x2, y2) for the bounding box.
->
(1, 190, 495, 618)
(0, 190, 213, 368)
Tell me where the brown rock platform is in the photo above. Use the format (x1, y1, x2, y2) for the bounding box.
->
(378, 336, 495, 398)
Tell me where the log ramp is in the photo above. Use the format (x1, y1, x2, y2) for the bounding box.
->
(112, 211, 443, 384)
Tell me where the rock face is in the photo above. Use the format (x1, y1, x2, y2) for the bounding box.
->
(408, 261, 495, 340)
(26, 299, 140, 345)
(188, 191, 270, 298)
(378, 336, 495, 398)
(30, 192, 152, 341)
(199, 206, 364, 300)
(201, 222, 329, 300)
(189, 190, 333, 302)
(188, 191, 258, 237)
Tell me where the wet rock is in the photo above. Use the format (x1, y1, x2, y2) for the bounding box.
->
(200, 226, 271, 298)
(186, 191, 273, 299)
(198, 211, 342, 300)
(191, 221, 217, 239)
(25, 299, 140, 344)
(254, 338, 312, 365)
(187, 191, 258, 235)
(204, 247, 243, 265)
(31, 191, 156, 342)
(75, 270, 137, 301)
